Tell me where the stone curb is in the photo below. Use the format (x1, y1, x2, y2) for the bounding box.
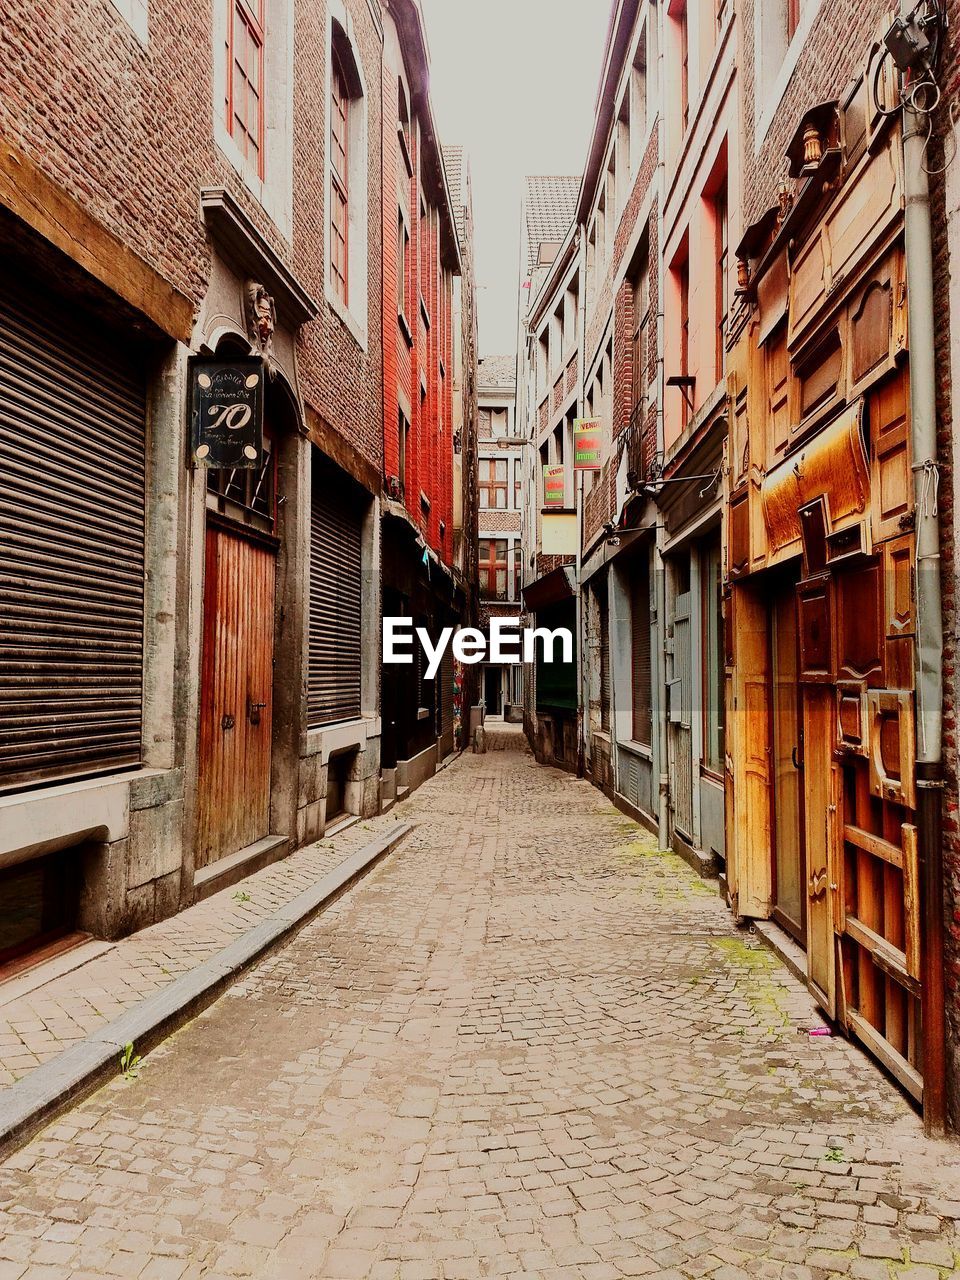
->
(0, 821, 414, 1160)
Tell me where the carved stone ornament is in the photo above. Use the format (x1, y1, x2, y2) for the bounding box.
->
(244, 280, 277, 359)
(776, 182, 794, 228)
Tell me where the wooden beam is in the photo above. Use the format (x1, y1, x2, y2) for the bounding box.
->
(844, 823, 903, 868)
(0, 136, 194, 343)
(305, 404, 381, 498)
(847, 1008, 923, 1102)
(844, 914, 919, 996)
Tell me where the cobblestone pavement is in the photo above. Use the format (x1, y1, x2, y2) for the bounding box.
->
(0, 814, 406, 1087)
(2, 726, 960, 1280)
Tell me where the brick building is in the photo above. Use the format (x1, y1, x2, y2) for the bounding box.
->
(476, 355, 524, 721)
(516, 175, 582, 772)
(0, 0, 473, 963)
(378, 0, 467, 803)
(515, 0, 960, 1130)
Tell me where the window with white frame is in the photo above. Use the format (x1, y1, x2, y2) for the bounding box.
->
(325, 9, 369, 344)
(213, 0, 293, 237)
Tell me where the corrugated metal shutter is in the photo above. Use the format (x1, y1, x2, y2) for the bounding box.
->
(440, 643, 454, 733)
(308, 454, 363, 726)
(631, 555, 652, 745)
(0, 284, 146, 787)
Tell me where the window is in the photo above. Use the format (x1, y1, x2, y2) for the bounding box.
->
(787, 0, 803, 41)
(398, 408, 410, 494)
(480, 459, 508, 510)
(330, 48, 350, 305)
(513, 543, 522, 600)
(631, 555, 652, 745)
(480, 539, 509, 600)
(225, 0, 265, 178)
(420, 200, 431, 313)
(678, 2, 689, 133)
(397, 210, 408, 319)
(701, 539, 725, 773)
(714, 176, 729, 381)
(631, 251, 651, 417)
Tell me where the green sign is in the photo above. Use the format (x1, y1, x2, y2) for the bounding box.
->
(574, 419, 602, 471)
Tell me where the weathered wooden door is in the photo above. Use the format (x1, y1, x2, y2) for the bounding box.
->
(195, 525, 276, 867)
(771, 586, 805, 943)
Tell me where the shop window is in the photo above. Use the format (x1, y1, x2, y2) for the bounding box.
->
(535, 600, 578, 712)
(597, 580, 611, 733)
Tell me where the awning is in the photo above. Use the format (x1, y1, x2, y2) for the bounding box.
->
(522, 564, 577, 612)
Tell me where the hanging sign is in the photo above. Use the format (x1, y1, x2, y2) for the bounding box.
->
(542, 465, 566, 510)
(189, 355, 264, 469)
(574, 418, 603, 471)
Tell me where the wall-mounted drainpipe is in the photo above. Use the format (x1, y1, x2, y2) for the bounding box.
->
(902, 93, 947, 1137)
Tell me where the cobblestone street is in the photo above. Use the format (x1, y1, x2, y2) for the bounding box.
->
(2, 728, 959, 1279)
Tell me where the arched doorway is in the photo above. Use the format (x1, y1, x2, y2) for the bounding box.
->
(194, 350, 297, 870)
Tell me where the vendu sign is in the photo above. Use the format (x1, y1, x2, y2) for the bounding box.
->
(384, 617, 573, 679)
(573, 418, 602, 470)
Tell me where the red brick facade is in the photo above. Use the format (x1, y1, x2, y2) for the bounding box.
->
(1, 0, 385, 471)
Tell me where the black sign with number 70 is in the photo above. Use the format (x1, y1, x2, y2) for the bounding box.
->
(188, 355, 265, 469)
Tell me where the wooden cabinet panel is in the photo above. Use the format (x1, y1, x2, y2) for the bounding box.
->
(836, 561, 884, 687)
(849, 249, 906, 401)
(798, 574, 834, 684)
(729, 586, 773, 917)
(824, 132, 901, 301)
(766, 326, 790, 464)
(883, 534, 915, 690)
(870, 369, 912, 543)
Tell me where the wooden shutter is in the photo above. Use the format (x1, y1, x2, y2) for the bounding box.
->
(308, 455, 363, 727)
(0, 282, 146, 787)
(631, 556, 652, 744)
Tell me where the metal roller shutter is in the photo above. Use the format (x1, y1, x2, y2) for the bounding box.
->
(0, 283, 147, 787)
(308, 453, 363, 726)
(631, 555, 652, 746)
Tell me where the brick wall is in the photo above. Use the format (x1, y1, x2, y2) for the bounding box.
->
(380, 57, 456, 565)
(931, 0, 960, 1129)
(1, 0, 384, 471)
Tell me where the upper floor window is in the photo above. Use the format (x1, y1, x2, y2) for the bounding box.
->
(714, 178, 729, 381)
(326, 11, 369, 345)
(330, 49, 350, 306)
(226, 0, 265, 179)
(787, 0, 804, 42)
(480, 540, 509, 600)
(480, 459, 509, 510)
(631, 250, 651, 418)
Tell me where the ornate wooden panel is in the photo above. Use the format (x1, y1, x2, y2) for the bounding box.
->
(765, 326, 790, 464)
(835, 561, 884, 687)
(803, 686, 838, 1014)
(870, 368, 912, 543)
(196, 525, 276, 868)
(797, 574, 834, 684)
(883, 534, 915, 689)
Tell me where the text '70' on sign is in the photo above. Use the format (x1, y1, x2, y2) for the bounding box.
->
(189, 355, 265, 469)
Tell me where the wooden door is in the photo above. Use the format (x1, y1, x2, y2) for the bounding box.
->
(196, 525, 276, 868)
(770, 586, 805, 943)
(803, 686, 837, 1016)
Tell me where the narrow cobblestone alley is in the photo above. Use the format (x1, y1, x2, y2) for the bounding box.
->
(2, 729, 959, 1280)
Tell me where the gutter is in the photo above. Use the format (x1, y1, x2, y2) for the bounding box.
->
(902, 90, 947, 1135)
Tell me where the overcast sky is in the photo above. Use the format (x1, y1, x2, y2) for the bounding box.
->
(420, 0, 609, 360)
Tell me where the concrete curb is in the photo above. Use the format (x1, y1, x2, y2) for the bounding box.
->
(0, 822, 414, 1161)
